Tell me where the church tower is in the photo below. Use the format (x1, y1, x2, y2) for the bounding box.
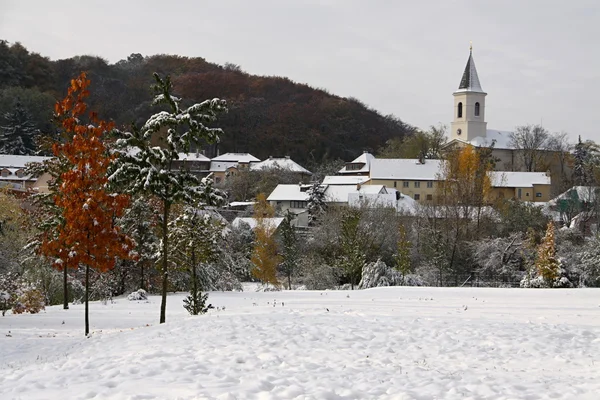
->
(450, 45, 487, 142)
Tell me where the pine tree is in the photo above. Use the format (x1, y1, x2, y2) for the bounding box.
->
(251, 193, 280, 287)
(535, 221, 560, 287)
(41, 73, 135, 335)
(279, 211, 299, 290)
(337, 208, 365, 289)
(119, 196, 160, 291)
(169, 174, 226, 315)
(573, 136, 589, 186)
(307, 182, 327, 226)
(394, 224, 411, 282)
(109, 73, 227, 324)
(0, 101, 38, 155)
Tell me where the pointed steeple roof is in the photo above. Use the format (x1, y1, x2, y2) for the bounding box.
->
(457, 45, 484, 93)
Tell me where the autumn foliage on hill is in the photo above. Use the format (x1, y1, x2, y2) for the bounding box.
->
(0, 41, 414, 163)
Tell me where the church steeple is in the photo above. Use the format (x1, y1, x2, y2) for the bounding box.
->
(457, 45, 483, 93)
(450, 44, 487, 142)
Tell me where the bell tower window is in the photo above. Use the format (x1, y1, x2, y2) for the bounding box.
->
(457, 102, 463, 118)
(475, 102, 480, 117)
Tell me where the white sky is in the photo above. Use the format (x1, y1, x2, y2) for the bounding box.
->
(1, 0, 599, 142)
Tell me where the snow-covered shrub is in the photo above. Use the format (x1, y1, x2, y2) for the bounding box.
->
(11, 284, 45, 314)
(470, 233, 528, 285)
(127, 289, 148, 301)
(358, 259, 425, 289)
(302, 261, 339, 290)
(520, 264, 573, 288)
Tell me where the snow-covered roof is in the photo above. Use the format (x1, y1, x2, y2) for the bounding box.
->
(469, 130, 514, 149)
(0, 155, 50, 168)
(250, 157, 311, 174)
(348, 190, 418, 214)
(0, 168, 35, 181)
(548, 186, 600, 206)
(228, 201, 256, 207)
(177, 152, 210, 162)
(322, 175, 370, 185)
(267, 184, 311, 202)
(324, 184, 387, 203)
(338, 152, 374, 174)
(369, 159, 443, 181)
(210, 161, 239, 172)
(455, 49, 484, 93)
(231, 217, 284, 232)
(491, 172, 551, 188)
(212, 153, 260, 163)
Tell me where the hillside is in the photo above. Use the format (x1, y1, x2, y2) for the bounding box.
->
(0, 40, 414, 164)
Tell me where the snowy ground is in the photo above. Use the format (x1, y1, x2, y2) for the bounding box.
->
(1, 286, 600, 400)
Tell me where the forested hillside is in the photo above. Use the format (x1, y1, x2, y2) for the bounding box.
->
(0, 40, 414, 163)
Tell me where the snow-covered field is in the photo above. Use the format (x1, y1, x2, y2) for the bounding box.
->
(1, 286, 600, 400)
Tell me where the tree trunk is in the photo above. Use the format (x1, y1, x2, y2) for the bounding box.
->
(159, 201, 170, 324)
(85, 264, 89, 336)
(63, 266, 69, 310)
(140, 261, 145, 291)
(191, 248, 197, 314)
(287, 273, 292, 291)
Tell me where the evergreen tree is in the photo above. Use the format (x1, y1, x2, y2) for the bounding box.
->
(573, 136, 589, 186)
(337, 208, 365, 290)
(535, 221, 560, 286)
(169, 174, 226, 315)
(279, 211, 299, 290)
(307, 182, 327, 226)
(109, 73, 227, 324)
(119, 196, 160, 291)
(0, 101, 38, 155)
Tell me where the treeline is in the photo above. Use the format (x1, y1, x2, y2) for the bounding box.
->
(0, 40, 414, 163)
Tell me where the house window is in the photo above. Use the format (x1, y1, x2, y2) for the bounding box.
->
(475, 102, 480, 116)
(457, 102, 463, 118)
(215, 177, 221, 184)
(290, 201, 308, 208)
(427, 181, 433, 188)
(518, 188, 522, 199)
(536, 192, 542, 198)
(414, 194, 420, 200)
(414, 181, 420, 188)
(394, 181, 397, 188)
(402, 181, 409, 188)
(526, 192, 530, 197)
(1, 170, 8, 178)
(426, 194, 433, 201)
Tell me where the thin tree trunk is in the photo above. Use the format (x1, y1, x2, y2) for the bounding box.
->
(63, 266, 69, 310)
(191, 248, 197, 314)
(287, 273, 291, 291)
(85, 264, 89, 336)
(160, 201, 170, 324)
(140, 261, 145, 291)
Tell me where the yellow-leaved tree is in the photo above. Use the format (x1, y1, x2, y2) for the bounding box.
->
(535, 221, 560, 286)
(251, 193, 280, 287)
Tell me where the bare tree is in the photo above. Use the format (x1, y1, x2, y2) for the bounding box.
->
(509, 124, 549, 172)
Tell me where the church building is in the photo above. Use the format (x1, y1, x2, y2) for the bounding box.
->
(444, 45, 565, 194)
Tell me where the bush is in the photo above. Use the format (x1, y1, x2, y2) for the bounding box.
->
(127, 289, 148, 301)
(12, 286, 45, 314)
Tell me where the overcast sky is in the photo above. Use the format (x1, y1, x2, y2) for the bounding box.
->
(1, 0, 599, 142)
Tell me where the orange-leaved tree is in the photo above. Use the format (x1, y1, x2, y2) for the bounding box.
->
(40, 73, 135, 335)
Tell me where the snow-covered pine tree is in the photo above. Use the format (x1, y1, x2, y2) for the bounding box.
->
(535, 221, 560, 286)
(0, 101, 38, 155)
(109, 73, 227, 324)
(169, 174, 226, 315)
(337, 207, 366, 290)
(279, 211, 299, 290)
(307, 182, 327, 226)
(118, 196, 160, 291)
(573, 136, 589, 186)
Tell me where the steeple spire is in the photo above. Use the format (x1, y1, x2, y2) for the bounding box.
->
(457, 44, 483, 93)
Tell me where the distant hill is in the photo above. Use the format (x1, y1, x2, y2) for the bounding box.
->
(0, 40, 414, 164)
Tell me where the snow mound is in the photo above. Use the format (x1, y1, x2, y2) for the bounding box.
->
(127, 289, 148, 301)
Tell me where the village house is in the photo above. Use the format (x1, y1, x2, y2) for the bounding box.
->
(210, 152, 260, 184)
(0, 155, 52, 193)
